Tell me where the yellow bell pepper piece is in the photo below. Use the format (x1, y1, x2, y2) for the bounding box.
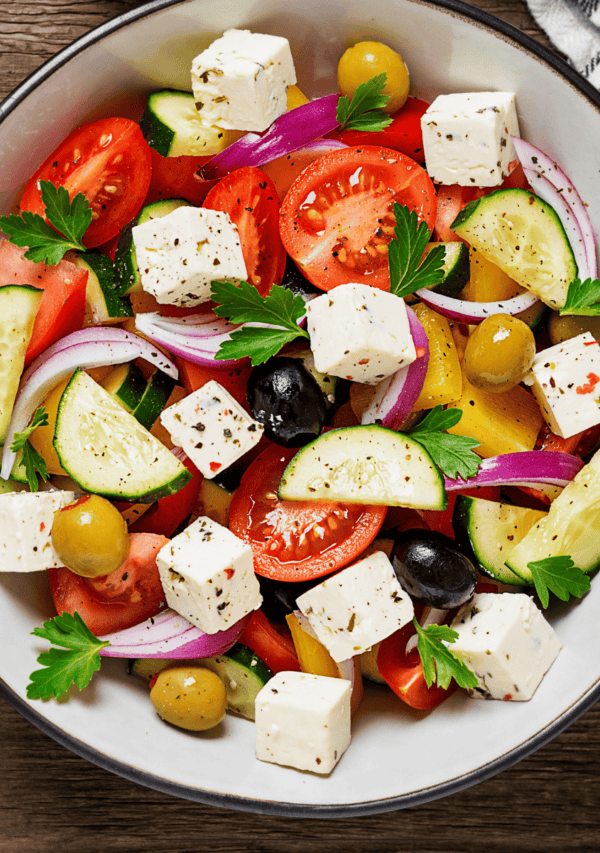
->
(286, 612, 339, 678)
(411, 302, 462, 410)
(467, 247, 525, 302)
(286, 85, 310, 110)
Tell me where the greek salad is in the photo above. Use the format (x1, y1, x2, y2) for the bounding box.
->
(1, 27, 600, 776)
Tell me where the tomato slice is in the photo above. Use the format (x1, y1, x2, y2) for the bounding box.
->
(129, 455, 202, 537)
(279, 145, 437, 292)
(144, 148, 217, 207)
(334, 97, 429, 163)
(20, 117, 152, 248)
(228, 444, 387, 582)
(0, 240, 88, 365)
(176, 357, 252, 407)
(203, 166, 286, 296)
(238, 609, 301, 673)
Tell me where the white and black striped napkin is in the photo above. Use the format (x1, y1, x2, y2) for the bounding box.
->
(527, 0, 600, 86)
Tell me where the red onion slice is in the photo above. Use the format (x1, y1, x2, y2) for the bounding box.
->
(98, 608, 250, 659)
(415, 288, 539, 324)
(135, 312, 244, 369)
(149, 313, 238, 338)
(444, 450, 584, 492)
(362, 306, 429, 429)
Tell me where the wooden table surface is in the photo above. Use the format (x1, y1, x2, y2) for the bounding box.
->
(1, 1, 599, 850)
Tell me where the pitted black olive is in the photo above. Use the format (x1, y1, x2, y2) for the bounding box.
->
(280, 255, 322, 301)
(247, 356, 328, 447)
(258, 575, 320, 624)
(391, 530, 477, 609)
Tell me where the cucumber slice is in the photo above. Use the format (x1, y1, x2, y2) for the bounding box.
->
(0, 477, 29, 495)
(407, 242, 470, 304)
(128, 658, 170, 681)
(100, 362, 147, 413)
(140, 90, 240, 157)
(132, 370, 176, 430)
(74, 251, 133, 324)
(278, 425, 446, 509)
(451, 188, 577, 310)
(198, 478, 236, 527)
(506, 448, 600, 581)
(452, 495, 545, 585)
(0, 285, 43, 443)
(54, 370, 191, 502)
(114, 198, 192, 295)
(201, 643, 273, 721)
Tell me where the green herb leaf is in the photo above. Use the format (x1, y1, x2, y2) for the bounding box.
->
(9, 406, 49, 453)
(526, 555, 591, 609)
(27, 612, 110, 701)
(414, 619, 478, 690)
(336, 73, 393, 133)
(559, 278, 600, 316)
(388, 203, 446, 298)
(409, 405, 481, 479)
(211, 279, 309, 365)
(9, 406, 50, 492)
(0, 180, 92, 266)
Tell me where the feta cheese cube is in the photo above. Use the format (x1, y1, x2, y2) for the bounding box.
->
(421, 92, 520, 187)
(156, 515, 262, 634)
(449, 592, 562, 700)
(523, 332, 600, 438)
(306, 282, 417, 385)
(132, 206, 246, 307)
(0, 490, 76, 572)
(160, 380, 263, 478)
(255, 671, 351, 774)
(191, 29, 296, 132)
(296, 551, 414, 662)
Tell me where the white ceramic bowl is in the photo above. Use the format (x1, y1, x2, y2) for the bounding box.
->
(1, 0, 600, 817)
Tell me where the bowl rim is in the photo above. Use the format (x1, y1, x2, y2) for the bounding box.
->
(1, 0, 600, 818)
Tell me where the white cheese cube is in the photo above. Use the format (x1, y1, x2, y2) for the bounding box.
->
(306, 282, 417, 385)
(156, 515, 262, 634)
(255, 671, 351, 774)
(523, 332, 600, 438)
(421, 92, 520, 187)
(160, 380, 263, 479)
(0, 490, 76, 572)
(449, 593, 562, 700)
(132, 206, 246, 308)
(191, 29, 296, 132)
(296, 551, 414, 662)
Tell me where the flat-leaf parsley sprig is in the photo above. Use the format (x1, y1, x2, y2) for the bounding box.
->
(27, 611, 110, 701)
(0, 180, 92, 266)
(526, 556, 590, 609)
(414, 619, 478, 690)
(408, 405, 482, 480)
(388, 203, 446, 299)
(211, 279, 309, 366)
(9, 406, 49, 492)
(559, 277, 600, 316)
(336, 73, 393, 133)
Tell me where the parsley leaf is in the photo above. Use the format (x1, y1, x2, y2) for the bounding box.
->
(414, 619, 478, 690)
(388, 203, 446, 298)
(0, 181, 92, 266)
(409, 405, 481, 479)
(9, 406, 50, 492)
(9, 406, 49, 452)
(336, 73, 393, 133)
(27, 611, 110, 701)
(211, 279, 309, 365)
(526, 555, 591, 609)
(559, 277, 600, 316)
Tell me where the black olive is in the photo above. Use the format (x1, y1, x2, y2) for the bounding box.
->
(247, 356, 327, 447)
(258, 575, 319, 624)
(390, 530, 477, 609)
(280, 255, 321, 301)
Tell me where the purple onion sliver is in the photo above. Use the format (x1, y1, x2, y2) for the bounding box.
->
(444, 451, 584, 492)
(135, 313, 245, 369)
(415, 288, 539, 324)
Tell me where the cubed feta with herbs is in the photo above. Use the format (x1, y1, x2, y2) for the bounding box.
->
(132, 206, 246, 307)
(0, 490, 76, 572)
(160, 380, 263, 478)
(421, 92, 520, 186)
(156, 515, 262, 634)
(306, 282, 417, 385)
(296, 551, 414, 662)
(191, 29, 296, 132)
(255, 671, 351, 774)
(524, 332, 600, 438)
(448, 592, 562, 701)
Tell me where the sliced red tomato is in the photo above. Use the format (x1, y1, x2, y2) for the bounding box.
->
(279, 145, 437, 292)
(203, 166, 286, 296)
(144, 148, 217, 207)
(0, 240, 88, 365)
(20, 118, 152, 248)
(48, 532, 168, 635)
(238, 609, 301, 673)
(176, 357, 252, 407)
(334, 97, 429, 163)
(228, 444, 387, 581)
(377, 621, 458, 711)
(129, 455, 202, 537)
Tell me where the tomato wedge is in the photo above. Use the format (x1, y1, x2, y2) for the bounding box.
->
(20, 117, 152, 248)
(144, 148, 217, 207)
(279, 145, 437, 292)
(238, 610, 301, 673)
(203, 166, 286, 296)
(334, 97, 429, 163)
(228, 444, 387, 582)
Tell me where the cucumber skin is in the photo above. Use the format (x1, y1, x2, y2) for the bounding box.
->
(201, 643, 273, 721)
(132, 371, 176, 431)
(78, 250, 133, 320)
(139, 90, 181, 157)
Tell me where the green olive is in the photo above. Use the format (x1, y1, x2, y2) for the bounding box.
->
(463, 314, 536, 393)
(337, 41, 410, 114)
(150, 666, 227, 732)
(51, 494, 129, 578)
(547, 311, 600, 346)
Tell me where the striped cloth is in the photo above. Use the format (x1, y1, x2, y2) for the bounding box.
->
(527, 0, 600, 86)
